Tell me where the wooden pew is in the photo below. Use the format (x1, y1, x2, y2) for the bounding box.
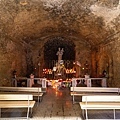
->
(80, 95, 120, 120)
(0, 94, 35, 119)
(70, 87, 119, 103)
(0, 87, 46, 103)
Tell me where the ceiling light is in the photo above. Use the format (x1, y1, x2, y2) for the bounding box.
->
(20, 0, 28, 6)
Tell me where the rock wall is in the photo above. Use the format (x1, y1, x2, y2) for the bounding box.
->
(0, 0, 120, 87)
(91, 33, 120, 87)
(74, 40, 91, 77)
(0, 38, 27, 86)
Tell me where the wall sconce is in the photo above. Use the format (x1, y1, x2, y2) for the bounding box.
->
(38, 62, 40, 66)
(53, 67, 57, 71)
(38, 62, 40, 77)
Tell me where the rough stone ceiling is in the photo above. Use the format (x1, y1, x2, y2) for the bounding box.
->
(0, 0, 120, 47)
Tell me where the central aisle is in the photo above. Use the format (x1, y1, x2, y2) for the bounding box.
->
(33, 87, 82, 120)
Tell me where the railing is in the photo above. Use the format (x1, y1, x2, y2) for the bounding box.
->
(13, 77, 47, 88)
(72, 78, 107, 87)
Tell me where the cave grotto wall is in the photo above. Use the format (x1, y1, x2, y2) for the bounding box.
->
(91, 32, 120, 87)
(0, 0, 120, 87)
(112, 36, 120, 87)
(74, 39, 91, 77)
(0, 38, 27, 86)
(29, 40, 45, 77)
(89, 0, 120, 87)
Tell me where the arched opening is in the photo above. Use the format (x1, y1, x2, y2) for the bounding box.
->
(43, 37, 75, 79)
(44, 37, 75, 61)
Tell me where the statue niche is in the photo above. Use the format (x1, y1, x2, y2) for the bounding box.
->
(54, 48, 66, 79)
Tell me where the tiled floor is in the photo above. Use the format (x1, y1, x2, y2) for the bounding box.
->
(1, 87, 120, 120)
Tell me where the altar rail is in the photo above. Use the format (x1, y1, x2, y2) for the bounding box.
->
(72, 78, 107, 87)
(13, 77, 47, 88)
